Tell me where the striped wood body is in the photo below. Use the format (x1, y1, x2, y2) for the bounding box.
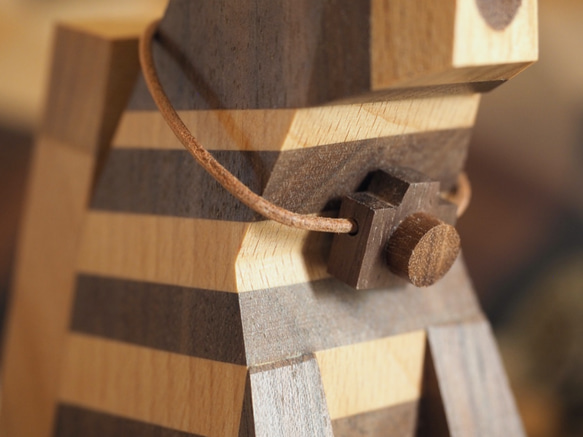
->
(1, 1, 537, 436)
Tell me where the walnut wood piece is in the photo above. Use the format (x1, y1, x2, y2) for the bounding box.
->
(423, 321, 526, 436)
(328, 168, 458, 289)
(387, 213, 461, 287)
(1, 2, 537, 436)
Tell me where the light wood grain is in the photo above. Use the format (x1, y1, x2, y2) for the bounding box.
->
(371, 0, 537, 89)
(76, 212, 244, 292)
(235, 219, 329, 292)
(113, 109, 295, 151)
(1, 2, 536, 435)
(453, 0, 538, 68)
(112, 94, 480, 151)
(77, 212, 329, 292)
(0, 21, 144, 437)
(0, 137, 94, 437)
(42, 23, 142, 153)
(316, 331, 426, 420)
(59, 333, 247, 437)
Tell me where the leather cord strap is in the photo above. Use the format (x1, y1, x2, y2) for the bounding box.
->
(139, 20, 470, 234)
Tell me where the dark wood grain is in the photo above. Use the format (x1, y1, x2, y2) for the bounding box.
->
(92, 129, 470, 220)
(327, 192, 400, 289)
(417, 338, 450, 437)
(331, 401, 419, 437)
(426, 321, 525, 436)
(0, 23, 144, 437)
(240, 259, 483, 366)
(328, 168, 459, 289)
(71, 275, 246, 365)
(91, 149, 277, 221)
(128, 0, 370, 110)
(54, 404, 201, 437)
(238, 374, 256, 437)
(387, 213, 460, 287)
(130, 77, 506, 112)
(247, 355, 334, 436)
(476, 0, 522, 31)
(70, 259, 481, 367)
(262, 129, 470, 214)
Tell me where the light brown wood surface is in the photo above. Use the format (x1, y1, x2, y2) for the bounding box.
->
(316, 330, 426, 420)
(60, 334, 247, 437)
(113, 94, 481, 151)
(371, 0, 537, 89)
(0, 21, 146, 437)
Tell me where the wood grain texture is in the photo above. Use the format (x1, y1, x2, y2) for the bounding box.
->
(260, 129, 471, 216)
(76, 212, 245, 291)
(76, 212, 329, 292)
(54, 404, 202, 437)
(237, 375, 256, 437)
(315, 331, 426, 420)
(69, 266, 480, 368)
(130, 0, 536, 109)
(71, 275, 246, 364)
(0, 138, 94, 437)
(95, 129, 473, 222)
(247, 355, 334, 437)
(453, 0, 537, 68)
(42, 22, 141, 153)
(0, 21, 144, 437)
(59, 334, 247, 437)
(331, 401, 419, 437)
(476, 0, 523, 30)
(239, 258, 483, 366)
(327, 192, 399, 289)
(371, 0, 537, 90)
(2, 2, 535, 435)
(417, 338, 450, 437)
(129, 0, 370, 110)
(116, 94, 480, 151)
(328, 168, 458, 289)
(387, 212, 461, 287)
(427, 321, 525, 436)
(90, 149, 276, 221)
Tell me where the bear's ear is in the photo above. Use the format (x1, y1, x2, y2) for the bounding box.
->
(370, 0, 538, 92)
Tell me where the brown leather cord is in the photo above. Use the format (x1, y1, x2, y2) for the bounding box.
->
(444, 171, 472, 218)
(139, 20, 470, 233)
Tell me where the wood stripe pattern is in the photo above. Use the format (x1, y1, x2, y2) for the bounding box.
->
(54, 405, 202, 437)
(93, 129, 472, 220)
(0, 1, 536, 435)
(70, 260, 482, 365)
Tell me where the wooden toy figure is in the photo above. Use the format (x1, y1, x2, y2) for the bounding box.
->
(0, 0, 538, 436)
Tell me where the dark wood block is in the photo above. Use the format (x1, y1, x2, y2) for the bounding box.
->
(426, 321, 525, 436)
(328, 168, 459, 289)
(328, 192, 399, 289)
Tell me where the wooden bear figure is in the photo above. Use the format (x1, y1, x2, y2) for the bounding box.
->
(0, 1, 538, 436)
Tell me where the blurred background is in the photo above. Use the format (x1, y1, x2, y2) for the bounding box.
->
(0, 0, 582, 435)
